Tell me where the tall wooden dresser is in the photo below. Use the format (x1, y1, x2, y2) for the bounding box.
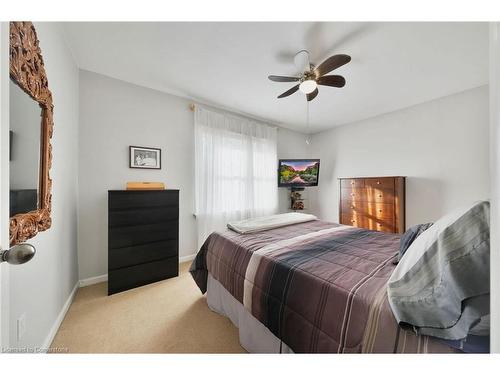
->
(108, 190, 179, 295)
(339, 177, 405, 234)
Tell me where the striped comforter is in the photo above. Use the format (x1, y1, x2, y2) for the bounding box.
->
(190, 220, 458, 353)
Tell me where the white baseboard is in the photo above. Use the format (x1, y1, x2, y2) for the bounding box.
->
(179, 253, 196, 263)
(41, 281, 79, 352)
(79, 274, 108, 287)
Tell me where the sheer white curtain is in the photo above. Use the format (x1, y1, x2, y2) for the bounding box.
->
(195, 106, 278, 247)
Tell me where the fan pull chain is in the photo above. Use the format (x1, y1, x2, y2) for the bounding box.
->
(306, 100, 312, 145)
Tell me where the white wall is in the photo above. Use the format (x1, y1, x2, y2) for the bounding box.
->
(490, 22, 500, 354)
(309, 86, 490, 227)
(7, 22, 79, 349)
(78, 70, 197, 279)
(78, 70, 307, 280)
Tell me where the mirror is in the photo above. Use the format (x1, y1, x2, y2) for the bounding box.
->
(9, 21, 54, 245)
(9, 80, 42, 217)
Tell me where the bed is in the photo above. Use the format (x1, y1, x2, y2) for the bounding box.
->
(190, 219, 476, 353)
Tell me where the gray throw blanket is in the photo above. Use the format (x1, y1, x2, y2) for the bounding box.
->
(387, 201, 490, 340)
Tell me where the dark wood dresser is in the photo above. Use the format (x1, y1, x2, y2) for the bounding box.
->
(108, 190, 179, 295)
(339, 177, 405, 234)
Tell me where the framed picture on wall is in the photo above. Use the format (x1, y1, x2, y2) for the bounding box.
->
(129, 146, 161, 169)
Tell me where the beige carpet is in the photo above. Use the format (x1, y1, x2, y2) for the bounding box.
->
(50, 262, 246, 353)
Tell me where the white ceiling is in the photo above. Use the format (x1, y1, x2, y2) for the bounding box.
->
(62, 22, 489, 133)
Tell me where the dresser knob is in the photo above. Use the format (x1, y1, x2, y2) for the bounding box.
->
(351, 193, 355, 197)
(378, 194, 382, 198)
(351, 220, 355, 223)
(351, 206, 355, 209)
(351, 181, 355, 185)
(376, 181, 381, 185)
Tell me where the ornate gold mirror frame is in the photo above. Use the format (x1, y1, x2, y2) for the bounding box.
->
(9, 21, 54, 245)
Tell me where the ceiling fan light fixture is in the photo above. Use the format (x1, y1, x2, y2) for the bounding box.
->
(299, 79, 317, 94)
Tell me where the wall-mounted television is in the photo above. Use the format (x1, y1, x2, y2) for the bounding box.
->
(278, 159, 320, 187)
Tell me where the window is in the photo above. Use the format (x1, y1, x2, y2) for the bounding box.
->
(194, 106, 278, 247)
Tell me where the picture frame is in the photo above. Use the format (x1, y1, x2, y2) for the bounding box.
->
(129, 146, 162, 169)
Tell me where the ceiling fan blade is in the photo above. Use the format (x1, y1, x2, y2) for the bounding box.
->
(314, 54, 351, 77)
(268, 75, 300, 82)
(317, 75, 346, 88)
(307, 88, 319, 102)
(277, 84, 299, 98)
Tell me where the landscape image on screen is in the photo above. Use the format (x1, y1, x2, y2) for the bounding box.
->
(279, 160, 319, 186)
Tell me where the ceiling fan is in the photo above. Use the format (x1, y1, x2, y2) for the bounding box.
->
(268, 50, 351, 102)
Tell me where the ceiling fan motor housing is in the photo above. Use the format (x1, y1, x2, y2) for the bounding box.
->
(301, 70, 317, 83)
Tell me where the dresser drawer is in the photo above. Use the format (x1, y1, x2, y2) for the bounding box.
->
(341, 187, 394, 203)
(341, 214, 394, 233)
(109, 190, 179, 210)
(364, 177, 395, 190)
(108, 257, 179, 295)
(340, 214, 368, 228)
(340, 178, 365, 189)
(109, 239, 178, 270)
(109, 221, 178, 249)
(341, 200, 366, 213)
(365, 219, 395, 233)
(341, 201, 394, 220)
(109, 205, 179, 228)
(340, 187, 364, 201)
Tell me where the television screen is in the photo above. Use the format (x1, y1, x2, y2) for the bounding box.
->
(278, 159, 320, 187)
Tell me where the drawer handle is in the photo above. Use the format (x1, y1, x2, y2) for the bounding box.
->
(377, 181, 381, 185)
(351, 220, 356, 223)
(351, 181, 355, 185)
(351, 193, 355, 197)
(378, 209, 382, 213)
(378, 194, 382, 198)
(351, 205, 355, 209)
